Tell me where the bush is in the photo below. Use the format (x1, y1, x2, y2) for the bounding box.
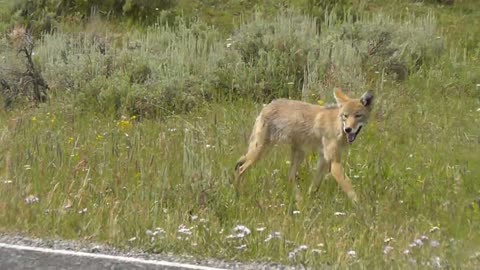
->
(28, 19, 223, 117)
(220, 10, 442, 101)
(0, 26, 49, 109)
(338, 13, 444, 80)
(0, 10, 444, 116)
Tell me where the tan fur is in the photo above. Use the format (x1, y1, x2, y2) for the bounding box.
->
(235, 88, 374, 202)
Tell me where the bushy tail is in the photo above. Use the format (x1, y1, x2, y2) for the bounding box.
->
(235, 156, 246, 172)
(234, 114, 268, 175)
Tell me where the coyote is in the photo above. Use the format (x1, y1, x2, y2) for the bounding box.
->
(235, 88, 374, 202)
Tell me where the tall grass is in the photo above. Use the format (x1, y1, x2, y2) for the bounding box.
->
(1, 2, 480, 269)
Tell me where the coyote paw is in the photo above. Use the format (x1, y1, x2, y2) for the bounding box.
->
(347, 191, 358, 203)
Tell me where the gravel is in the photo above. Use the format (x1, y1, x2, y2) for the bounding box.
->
(0, 233, 305, 270)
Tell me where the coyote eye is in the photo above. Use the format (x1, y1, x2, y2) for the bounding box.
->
(342, 113, 348, 119)
(355, 114, 363, 118)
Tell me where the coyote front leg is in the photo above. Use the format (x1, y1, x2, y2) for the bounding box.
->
(330, 160, 357, 202)
(324, 142, 358, 202)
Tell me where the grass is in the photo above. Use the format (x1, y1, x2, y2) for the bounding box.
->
(1, 0, 480, 268)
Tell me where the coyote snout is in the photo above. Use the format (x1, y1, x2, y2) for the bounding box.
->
(235, 88, 374, 202)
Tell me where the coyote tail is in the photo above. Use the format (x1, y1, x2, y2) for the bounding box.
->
(235, 114, 268, 173)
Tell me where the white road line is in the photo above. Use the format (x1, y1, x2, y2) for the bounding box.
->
(0, 243, 228, 270)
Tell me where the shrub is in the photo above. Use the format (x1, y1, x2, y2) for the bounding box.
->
(0, 26, 49, 109)
(0, 10, 444, 116)
(221, 10, 442, 101)
(337, 13, 444, 80)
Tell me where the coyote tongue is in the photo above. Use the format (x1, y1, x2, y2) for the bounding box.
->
(346, 126, 362, 144)
(347, 133, 356, 144)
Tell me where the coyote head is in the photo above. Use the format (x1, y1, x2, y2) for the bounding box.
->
(334, 88, 374, 144)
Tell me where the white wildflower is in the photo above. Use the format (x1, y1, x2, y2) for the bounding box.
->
(429, 226, 440, 233)
(293, 210, 301, 215)
(264, 231, 281, 242)
(234, 225, 251, 235)
(469, 251, 480, 259)
(154, 227, 166, 235)
(288, 245, 308, 260)
(235, 244, 247, 250)
(334, 212, 346, 216)
(227, 225, 251, 239)
(430, 240, 440, 248)
(288, 251, 296, 260)
(384, 237, 394, 243)
(383, 245, 394, 254)
(178, 224, 192, 235)
(78, 208, 87, 214)
(412, 238, 424, 247)
(128, 237, 137, 242)
(431, 256, 442, 268)
(403, 249, 410, 255)
(347, 250, 357, 258)
(298, 245, 308, 251)
(25, 195, 39, 204)
(256, 227, 266, 232)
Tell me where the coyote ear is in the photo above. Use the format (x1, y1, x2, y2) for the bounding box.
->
(333, 88, 349, 105)
(360, 91, 374, 108)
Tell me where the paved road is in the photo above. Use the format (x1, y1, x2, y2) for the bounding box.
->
(0, 243, 227, 270)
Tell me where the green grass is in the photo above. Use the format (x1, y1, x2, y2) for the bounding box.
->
(1, 0, 480, 268)
(1, 84, 479, 267)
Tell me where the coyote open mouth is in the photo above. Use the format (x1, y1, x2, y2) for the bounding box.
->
(346, 126, 362, 144)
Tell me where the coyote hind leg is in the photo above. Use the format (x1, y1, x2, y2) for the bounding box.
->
(288, 145, 305, 183)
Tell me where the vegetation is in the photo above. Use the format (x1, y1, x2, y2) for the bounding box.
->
(0, 0, 479, 268)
